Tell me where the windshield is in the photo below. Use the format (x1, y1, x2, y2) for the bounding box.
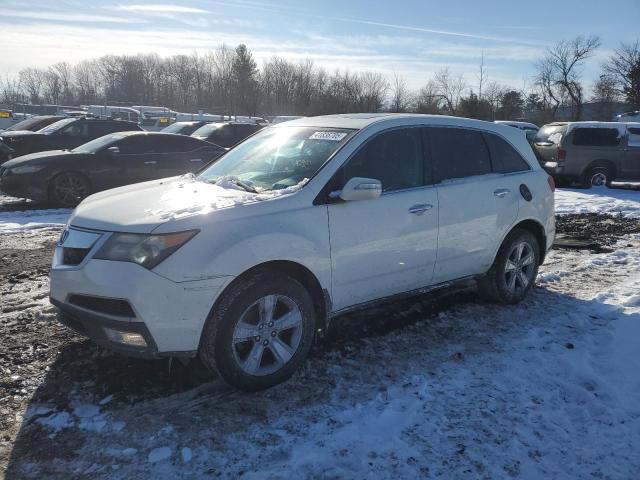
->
(163, 122, 198, 135)
(197, 126, 354, 191)
(192, 123, 222, 139)
(38, 117, 76, 135)
(72, 134, 124, 153)
(534, 125, 567, 145)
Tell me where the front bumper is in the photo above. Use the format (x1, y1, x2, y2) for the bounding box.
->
(51, 297, 160, 358)
(50, 231, 233, 357)
(0, 169, 48, 201)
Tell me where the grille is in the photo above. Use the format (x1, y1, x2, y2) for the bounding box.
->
(68, 294, 136, 318)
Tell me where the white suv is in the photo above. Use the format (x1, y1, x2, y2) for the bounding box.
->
(50, 114, 555, 391)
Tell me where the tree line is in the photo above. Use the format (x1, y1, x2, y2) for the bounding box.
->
(1, 37, 639, 123)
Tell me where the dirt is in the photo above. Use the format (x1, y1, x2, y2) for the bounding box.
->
(1, 212, 639, 477)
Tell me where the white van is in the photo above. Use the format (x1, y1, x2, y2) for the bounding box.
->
(85, 105, 141, 123)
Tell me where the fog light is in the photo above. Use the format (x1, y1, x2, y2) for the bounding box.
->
(104, 328, 147, 347)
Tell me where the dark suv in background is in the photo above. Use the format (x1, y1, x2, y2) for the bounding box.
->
(191, 121, 263, 148)
(0, 115, 66, 133)
(0, 117, 142, 164)
(533, 122, 640, 187)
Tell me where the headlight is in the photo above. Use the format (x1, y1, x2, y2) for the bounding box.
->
(94, 230, 198, 269)
(9, 165, 46, 174)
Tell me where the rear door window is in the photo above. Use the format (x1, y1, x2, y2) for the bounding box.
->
(430, 127, 491, 181)
(484, 133, 530, 173)
(572, 128, 621, 147)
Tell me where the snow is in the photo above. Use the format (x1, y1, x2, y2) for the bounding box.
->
(2, 181, 640, 478)
(148, 447, 172, 463)
(0, 203, 70, 234)
(145, 176, 309, 221)
(555, 186, 640, 218)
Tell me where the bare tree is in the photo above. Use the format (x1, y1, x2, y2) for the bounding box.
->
(603, 40, 640, 107)
(477, 51, 486, 99)
(389, 73, 411, 112)
(18, 68, 46, 104)
(433, 68, 467, 114)
(415, 79, 441, 114)
(539, 35, 601, 120)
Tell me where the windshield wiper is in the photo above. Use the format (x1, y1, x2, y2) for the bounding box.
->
(209, 176, 259, 193)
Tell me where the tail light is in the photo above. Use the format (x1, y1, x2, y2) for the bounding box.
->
(547, 175, 556, 192)
(557, 148, 567, 160)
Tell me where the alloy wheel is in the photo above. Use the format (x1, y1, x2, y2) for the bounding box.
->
(504, 241, 535, 294)
(231, 294, 304, 376)
(53, 173, 89, 207)
(590, 171, 608, 187)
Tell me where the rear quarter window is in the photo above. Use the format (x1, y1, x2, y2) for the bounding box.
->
(571, 128, 621, 147)
(534, 125, 567, 145)
(484, 133, 530, 173)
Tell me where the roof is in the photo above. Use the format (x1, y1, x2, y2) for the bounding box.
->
(274, 113, 498, 130)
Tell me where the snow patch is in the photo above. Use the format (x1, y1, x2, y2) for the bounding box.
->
(555, 187, 640, 218)
(148, 447, 172, 463)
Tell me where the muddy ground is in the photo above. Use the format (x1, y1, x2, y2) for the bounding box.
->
(0, 213, 638, 477)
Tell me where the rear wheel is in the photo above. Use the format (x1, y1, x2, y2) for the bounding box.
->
(477, 229, 540, 304)
(49, 172, 91, 207)
(582, 166, 612, 189)
(199, 271, 316, 391)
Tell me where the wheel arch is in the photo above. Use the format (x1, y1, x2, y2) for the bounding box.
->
(48, 169, 93, 200)
(208, 260, 330, 337)
(498, 219, 548, 266)
(581, 159, 617, 179)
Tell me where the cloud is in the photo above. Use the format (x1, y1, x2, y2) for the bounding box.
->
(117, 4, 209, 14)
(2, 9, 141, 24)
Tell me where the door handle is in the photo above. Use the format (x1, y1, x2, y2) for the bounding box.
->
(408, 203, 433, 215)
(190, 158, 203, 162)
(144, 161, 157, 165)
(494, 188, 511, 198)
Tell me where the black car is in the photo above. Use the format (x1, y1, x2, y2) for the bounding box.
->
(0, 115, 66, 133)
(0, 117, 142, 164)
(161, 121, 209, 136)
(191, 121, 263, 148)
(0, 132, 225, 207)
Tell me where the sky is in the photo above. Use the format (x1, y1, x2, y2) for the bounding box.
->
(1, 0, 639, 91)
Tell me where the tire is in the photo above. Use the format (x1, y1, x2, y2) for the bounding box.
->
(199, 270, 316, 391)
(49, 172, 91, 207)
(582, 166, 612, 189)
(477, 229, 540, 305)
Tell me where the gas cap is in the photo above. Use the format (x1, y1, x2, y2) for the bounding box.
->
(519, 184, 532, 201)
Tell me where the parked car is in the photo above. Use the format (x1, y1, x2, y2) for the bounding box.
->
(615, 111, 640, 122)
(0, 132, 225, 206)
(533, 121, 640, 187)
(161, 121, 208, 136)
(0, 110, 14, 130)
(494, 120, 539, 142)
(0, 115, 66, 133)
(191, 121, 264, 148)
(49, 114, 555, 391)
(0, 117, 142, 164)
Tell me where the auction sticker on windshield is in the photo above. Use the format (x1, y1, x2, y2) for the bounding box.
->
(309, 131, 348, 141)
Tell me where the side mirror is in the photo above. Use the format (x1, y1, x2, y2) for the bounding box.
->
(337, 177, 382, 201)
(106, 146, 120, 156)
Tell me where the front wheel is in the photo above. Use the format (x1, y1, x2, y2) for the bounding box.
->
(49, 172, 91, 207)
(477, 229, 540, 304)
(199, 271, 316, 391)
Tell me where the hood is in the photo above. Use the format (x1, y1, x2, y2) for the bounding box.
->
(2, 150, 74, 168)
(70, 174, 306, 234)
(0, 130, 41, 139)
